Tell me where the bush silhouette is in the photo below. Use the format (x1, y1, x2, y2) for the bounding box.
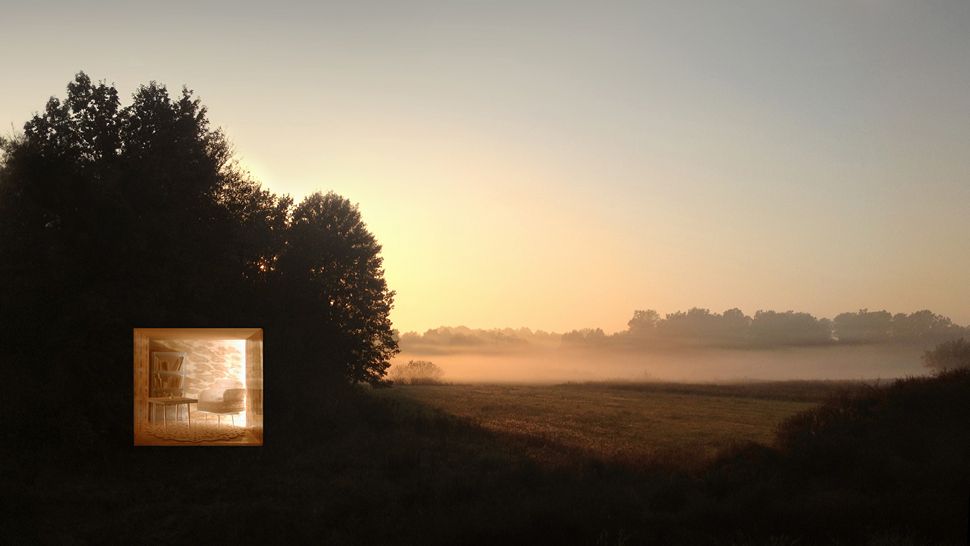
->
(922, 337, 970, 370)
(389, 360, 444, 385)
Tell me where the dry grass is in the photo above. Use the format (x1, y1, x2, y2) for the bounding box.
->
(376, 382, 840, 467)
(10, 374, 966, 544)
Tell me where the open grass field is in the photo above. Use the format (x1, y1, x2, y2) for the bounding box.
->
(7, 372, 967, 544)
(376, 381, 856, 466)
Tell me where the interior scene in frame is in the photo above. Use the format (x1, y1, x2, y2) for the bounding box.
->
(133, 328, 263, 446)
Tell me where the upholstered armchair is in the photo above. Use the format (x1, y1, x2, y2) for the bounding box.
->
(197, 380, 247, 426)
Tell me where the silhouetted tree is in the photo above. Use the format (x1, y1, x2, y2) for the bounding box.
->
(833, 309, 893, 344)
(389, 360, 444, 385)
(718, 308, 752, 344)
(749, 310, 832, 346)
(659, 308, 717, 342)
(0, 73, 251, 443)
(891, 310, 963, 344)
(609, 307, 964, 351)
(922, 338, 970, 371)
(278, 192, 398, 385)
(627, 309, 661, 338)
(398, 326, 546, 354)
(0, 72, 398, 447)
(648, 308, 751, 347)
(562, 328, 608, 346)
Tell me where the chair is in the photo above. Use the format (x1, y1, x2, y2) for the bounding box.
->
(197, 381, 247, 426)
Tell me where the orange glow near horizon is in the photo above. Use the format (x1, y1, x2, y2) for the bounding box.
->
(248, 121, 970, 335)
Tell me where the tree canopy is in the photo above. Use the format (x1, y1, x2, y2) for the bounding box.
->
(0, 72, 398, 446)
(562, 308, 967, 351)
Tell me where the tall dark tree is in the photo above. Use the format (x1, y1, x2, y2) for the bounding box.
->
(0, 72, 398, 447)
(278, 192, 398, 386)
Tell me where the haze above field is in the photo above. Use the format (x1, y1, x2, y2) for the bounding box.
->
(394, 308, 968, 382)
(5, 1, 970, 334)
(393, 345, 926, 383)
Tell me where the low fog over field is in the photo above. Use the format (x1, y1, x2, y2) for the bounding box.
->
(392, 308, 968, 383)
(393, 344, 927, 383)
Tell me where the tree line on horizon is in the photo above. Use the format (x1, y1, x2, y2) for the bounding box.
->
(564, 307, 967, 349)
(398, 326, 562, 354)
(397, 308, 967, 354)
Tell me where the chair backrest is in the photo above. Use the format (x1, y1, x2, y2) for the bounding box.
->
(222, 388, 247, 413)
(224, 388, 246, 403)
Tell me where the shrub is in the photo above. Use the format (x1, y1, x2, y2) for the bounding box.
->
(922, 337, 970, 370)
(389, 360, 444, 385)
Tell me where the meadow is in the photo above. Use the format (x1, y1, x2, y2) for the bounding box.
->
(6, 372, 968, 545)
(376, 381, 847, 467)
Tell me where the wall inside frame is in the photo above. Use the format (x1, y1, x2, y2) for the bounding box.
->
(246, 330, 264, 443)
(148, 339, 245, 421)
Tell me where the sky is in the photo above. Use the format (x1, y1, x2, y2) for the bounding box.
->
(3, 1, 969, 333)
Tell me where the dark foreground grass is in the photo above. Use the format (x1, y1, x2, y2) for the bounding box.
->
(3, 372, 968, 545)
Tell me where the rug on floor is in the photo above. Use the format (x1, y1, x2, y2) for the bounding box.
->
(144, 421, 246, 442)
